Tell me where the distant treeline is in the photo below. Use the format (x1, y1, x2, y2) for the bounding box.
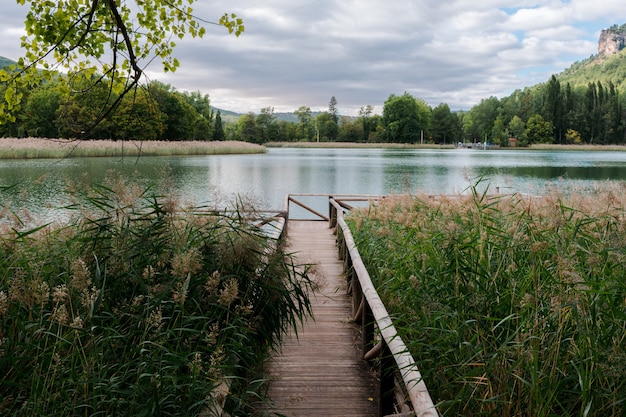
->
(461, 75, 626, 146)
(2, 69, 626, 146)
(0, 73, 220, 141)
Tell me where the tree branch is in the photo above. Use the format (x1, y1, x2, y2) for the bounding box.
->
(106, 0, 142, 82)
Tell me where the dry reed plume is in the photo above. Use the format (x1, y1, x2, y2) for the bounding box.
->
(348, 183, 626, 416)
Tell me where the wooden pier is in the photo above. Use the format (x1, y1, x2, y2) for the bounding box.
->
(257, 194, 438, 417)
(264, 220, 379, 417)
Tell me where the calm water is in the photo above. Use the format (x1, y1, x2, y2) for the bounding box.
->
(2, 147, 626, 221)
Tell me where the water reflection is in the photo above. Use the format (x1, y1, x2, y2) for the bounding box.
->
(2, 147, 626, 222)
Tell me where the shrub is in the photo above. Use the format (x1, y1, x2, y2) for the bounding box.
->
(0, 177, 311, 416)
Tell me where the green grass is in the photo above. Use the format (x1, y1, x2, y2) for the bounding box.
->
(0, 175, 311, 416)
(347, 185, 626, 416)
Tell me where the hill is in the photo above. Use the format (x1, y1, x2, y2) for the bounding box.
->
(558, 51, 626, 92)
(0, 56, 17, 69)
(556, 25, 626, 92)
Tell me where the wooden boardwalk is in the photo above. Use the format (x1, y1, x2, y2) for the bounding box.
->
(263, 220, 379, 417)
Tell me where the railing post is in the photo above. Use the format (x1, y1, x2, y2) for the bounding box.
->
(351, 270, 362, 319)
(337, 226, 345, 260)
(282, 210, 289, 237)
(329, 196, 337, 229)
(283, 195, 290, 236)
(362, 301, 376, 360)
(379, 341, 395, 417)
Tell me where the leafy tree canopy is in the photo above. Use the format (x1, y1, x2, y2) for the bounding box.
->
(382, 92, 431, 143)
(0, 0, 243, 127)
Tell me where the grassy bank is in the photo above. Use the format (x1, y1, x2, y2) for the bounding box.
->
(265, 141, 455, 149)
(347, 186, 626, 416)
(526, 143, 626, 151)
(0, 176, 311, 416)
(0, 138, 265, 159)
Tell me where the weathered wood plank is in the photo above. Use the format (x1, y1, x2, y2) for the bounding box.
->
(263, 220, 379, 417)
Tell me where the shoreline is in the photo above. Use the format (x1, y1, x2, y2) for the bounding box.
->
(265, 141, 454, 149)
(266, 141, 626, 151)
(0, 138, 266, 159)
(2, 138, 626, 159)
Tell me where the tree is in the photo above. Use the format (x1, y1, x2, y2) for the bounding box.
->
(327, 96, 339, 141)
(601, 81, 622, 144)
(508, 115, 526, 141)
(111, 89, 165, 140)
(147, 82, 196, 141)
(1, 1, 243, 130)
(367, 114, 383, 142)
(382, 93, 430, 143)
(22, 85, 61, 138)
(315, 112, 332, 142)
(358, 105, 374, 143)
(213, 111, 225, 141)
(490, 115, 508, 145)
(466, 96, 502, 141)
(565, 128, 582, 144)
(54, 74, 116, 139)
(256, 107, 277, 144)
(500, 88, 534, 124)
(430, 103, 458, 144)
(542, 75, 564, 143)
(294, 106, 313, 141)
(182, 91, 214, 141)
(236, 113, 260, 143)
(338, 116, 362, 142)
(584, 82, 601, 143)
(525, 114, 554, 144)
(316, 111, 347, 142)
(274, 120, 295, 142)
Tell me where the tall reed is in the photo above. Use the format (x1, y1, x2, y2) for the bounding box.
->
(348, 184, 626, 416)
(0, 138, 265, 159)
(0, 174, 311, 416)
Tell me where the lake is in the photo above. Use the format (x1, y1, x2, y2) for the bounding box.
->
(2, 147, 626, 222)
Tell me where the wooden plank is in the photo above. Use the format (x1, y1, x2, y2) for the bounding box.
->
(263, 220, 379, 417)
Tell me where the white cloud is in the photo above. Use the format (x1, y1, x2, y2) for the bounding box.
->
(3, 0, 626, 115)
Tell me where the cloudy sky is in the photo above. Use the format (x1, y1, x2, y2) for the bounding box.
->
(3, 1, 626, 115)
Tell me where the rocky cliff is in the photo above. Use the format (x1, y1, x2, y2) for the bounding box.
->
(598, 28, 626, 56)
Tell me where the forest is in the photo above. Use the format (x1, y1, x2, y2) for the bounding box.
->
(1, 56, 626, 146)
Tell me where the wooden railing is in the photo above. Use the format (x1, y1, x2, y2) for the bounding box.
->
(282, 194, 439, 417)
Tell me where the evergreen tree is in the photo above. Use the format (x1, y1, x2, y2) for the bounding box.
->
(542, 75, 564, 143)
(213, 110, 225, 141)
(358, 105, 374, 143)
(327, 96, 339, 141)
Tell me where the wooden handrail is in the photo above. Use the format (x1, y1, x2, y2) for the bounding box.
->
(330, 198, 439, 417)
(285, 193, 384, 222)
(288, 195, 329, 221)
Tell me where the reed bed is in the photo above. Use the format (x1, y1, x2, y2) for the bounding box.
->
(0, 175, 311, 416)
(347, 184, 626, 416)
(0, 138, 265, 159)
